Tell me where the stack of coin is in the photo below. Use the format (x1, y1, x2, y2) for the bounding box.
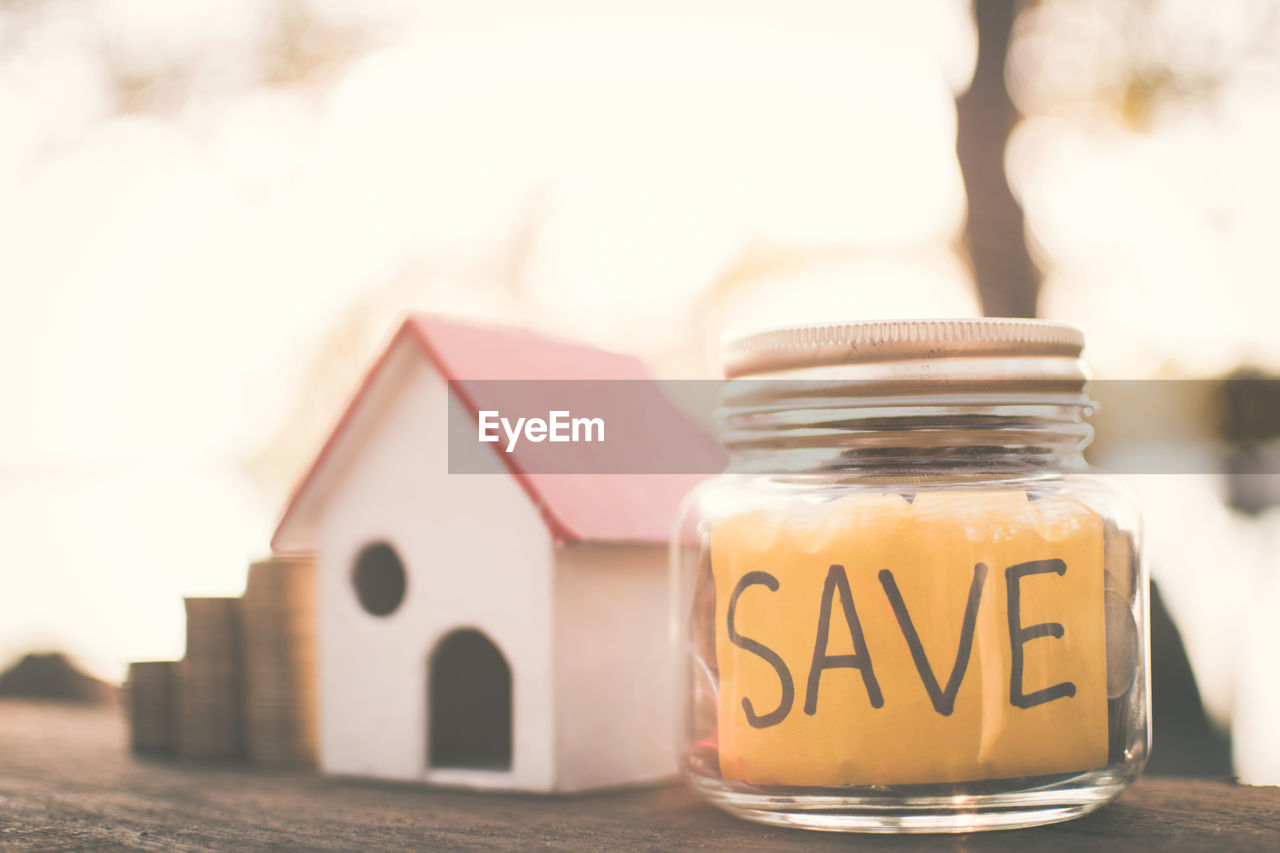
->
(177, 597, 244, 760)
(126, 660, 177, 754)
(241, 554, 317, 766)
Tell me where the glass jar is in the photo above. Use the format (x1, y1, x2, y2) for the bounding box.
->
(673, 319, 1148, 833)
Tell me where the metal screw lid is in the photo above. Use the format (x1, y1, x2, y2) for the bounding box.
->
(721, 318, 1085, 380)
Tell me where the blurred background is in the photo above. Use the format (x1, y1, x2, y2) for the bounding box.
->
(2, 0, 1280, 781)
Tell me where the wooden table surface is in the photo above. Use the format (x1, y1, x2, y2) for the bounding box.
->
(2, 699, 1278, 851)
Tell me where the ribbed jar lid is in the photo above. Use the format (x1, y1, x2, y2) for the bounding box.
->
(722, 318, 1085, 380)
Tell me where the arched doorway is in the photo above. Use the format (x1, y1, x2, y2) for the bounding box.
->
(428, 629, 512, 770)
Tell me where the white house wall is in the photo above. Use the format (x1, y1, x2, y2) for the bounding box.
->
(313, 348, 556, 791)
(553, 542, 677, 791)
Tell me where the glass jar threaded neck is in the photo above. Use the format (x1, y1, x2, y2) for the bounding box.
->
(719, 384, 1095, 475)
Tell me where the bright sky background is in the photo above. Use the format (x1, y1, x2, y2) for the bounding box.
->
(1, 0, 1277, 682)
(1010, 0, 1280, 375)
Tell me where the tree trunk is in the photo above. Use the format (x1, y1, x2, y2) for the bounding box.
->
(956, 0, 1040, 318)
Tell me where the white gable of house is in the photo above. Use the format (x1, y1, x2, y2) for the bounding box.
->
(298, 337, 557, 789)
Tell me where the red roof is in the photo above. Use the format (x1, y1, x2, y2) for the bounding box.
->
(271, 315, 720, 552)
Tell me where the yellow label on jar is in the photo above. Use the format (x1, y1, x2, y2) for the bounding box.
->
(710, 490, 1107, 786)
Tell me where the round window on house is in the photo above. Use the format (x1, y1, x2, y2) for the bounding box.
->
(352, 542, 407, 616)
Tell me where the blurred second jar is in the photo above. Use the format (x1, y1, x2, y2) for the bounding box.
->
(673, 319, 1148, 833)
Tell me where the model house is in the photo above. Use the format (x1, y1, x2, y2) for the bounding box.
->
(269, 316, 717, 792)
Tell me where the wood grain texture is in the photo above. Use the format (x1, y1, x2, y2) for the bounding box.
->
(2, 699, 1277, 851)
